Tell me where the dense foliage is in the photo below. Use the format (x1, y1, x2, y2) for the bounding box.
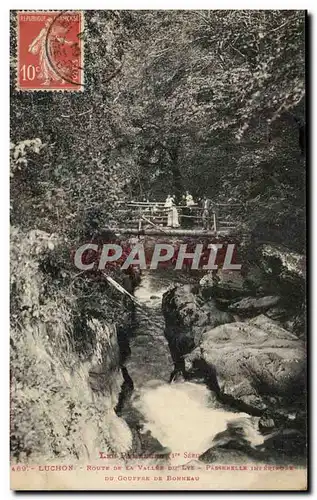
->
(11, 10, 305, 250)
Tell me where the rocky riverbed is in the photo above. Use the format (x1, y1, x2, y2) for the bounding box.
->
(11, 231, 306, 470)
(116, 245, 307, 468)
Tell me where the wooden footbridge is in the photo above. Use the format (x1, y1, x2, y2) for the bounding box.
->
(112, 200, 241, 237)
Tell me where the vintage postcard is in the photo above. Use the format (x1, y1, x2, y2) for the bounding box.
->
(10, 10, 307, 491)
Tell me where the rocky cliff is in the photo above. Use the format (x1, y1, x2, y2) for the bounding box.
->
(162, 243, 306, 461)
(10, 228, 134, 463)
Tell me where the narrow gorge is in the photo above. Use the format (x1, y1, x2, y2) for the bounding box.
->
(11, 227, 306, 472)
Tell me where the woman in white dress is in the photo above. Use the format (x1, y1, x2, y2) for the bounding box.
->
(165, 195, 180, 228)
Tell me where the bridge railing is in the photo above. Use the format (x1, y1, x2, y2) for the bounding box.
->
(115, 201, 241, 233)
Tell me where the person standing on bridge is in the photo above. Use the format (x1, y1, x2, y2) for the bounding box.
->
(202, 196, 213, 230)
(165, 195, 180, 228)
(181, 191, 195, 228)
(185, 191, 195, 208)
(186, 191, 195, 228)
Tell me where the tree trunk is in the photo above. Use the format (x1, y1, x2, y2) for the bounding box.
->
(167, 138, 182, 203)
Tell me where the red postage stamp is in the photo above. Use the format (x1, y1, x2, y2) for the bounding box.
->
(17, 11, 84, 91)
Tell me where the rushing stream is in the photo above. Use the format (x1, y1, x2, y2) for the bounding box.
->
(121, 271, 264, 464)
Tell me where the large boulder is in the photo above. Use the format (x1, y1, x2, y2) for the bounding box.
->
(199, 270, 247, 301)
(199, 417, 306, 465)
(228, 295, 281, 316)
(199, 241, 306, 338)
(162, 284, 234, 376)
(184, 315, 306, 411)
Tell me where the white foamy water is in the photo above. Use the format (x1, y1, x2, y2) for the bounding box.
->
(134, 274, 168, 308)
(131, 272, 264, 464)
(133, 380, 264, 463)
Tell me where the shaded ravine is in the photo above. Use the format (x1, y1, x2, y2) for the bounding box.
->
(117, 271, 268, 465)
(126, 273, 171, 385)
